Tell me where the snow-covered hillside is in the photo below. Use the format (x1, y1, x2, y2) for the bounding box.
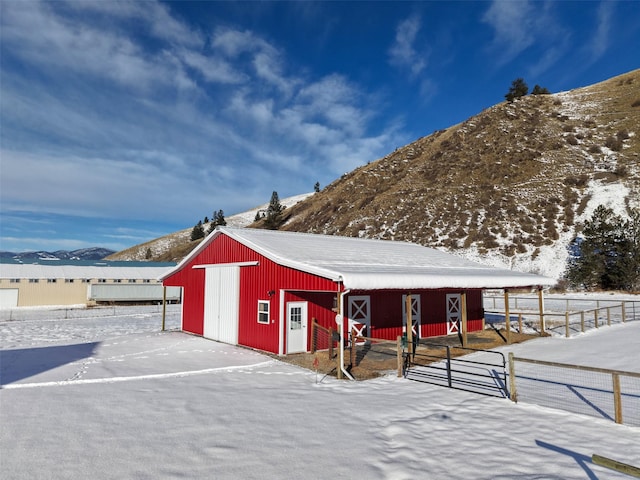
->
(109, 193, 314, 261)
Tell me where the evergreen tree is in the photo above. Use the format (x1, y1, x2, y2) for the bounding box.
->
(264, 191, 284, 230)
(566, 206, 639, 291)
(505, 78, 528, 102)
(145, 247, 152, 260)
(190, 220, 205, 241)
(204, 216, 209, 224)
(314, 182, 320, 193)
(215, 209, 226, 226)
(531, 84, 550, 95)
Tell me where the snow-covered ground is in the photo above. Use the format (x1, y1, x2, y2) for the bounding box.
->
(1, 302, 639, 479)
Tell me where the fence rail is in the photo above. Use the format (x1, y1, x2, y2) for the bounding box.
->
(509, 353, 640, 427)
(0, 303, 181, 322)
(485, 300, 639, 338)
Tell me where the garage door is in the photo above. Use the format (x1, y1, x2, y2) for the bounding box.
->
(203, 266, 239, 344)
(0, 289, 19, 309)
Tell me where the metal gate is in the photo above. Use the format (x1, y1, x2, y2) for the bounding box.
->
(403, 344, 508, 398)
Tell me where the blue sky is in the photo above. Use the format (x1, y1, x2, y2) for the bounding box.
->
(1, 1, 639, 253)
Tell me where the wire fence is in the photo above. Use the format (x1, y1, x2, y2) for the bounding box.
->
(0, 304, 183, 349)
(509, 355, 640, 427)
(0, 303, 181, 322)
(484, 298, 639, 338)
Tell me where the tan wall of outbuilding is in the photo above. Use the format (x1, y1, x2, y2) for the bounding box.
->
(0, 279, 91, 307)
(0, 278, 167, 307)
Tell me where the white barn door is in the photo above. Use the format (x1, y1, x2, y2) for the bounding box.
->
(204, 266, 240, 344)
(446, 294, 462, 335)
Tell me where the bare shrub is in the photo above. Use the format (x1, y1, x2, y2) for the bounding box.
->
(616, 129, 630, 140)
(566, 135, 578, 145)
(604, 135, 623, 152)
(588, 145, 602, 154)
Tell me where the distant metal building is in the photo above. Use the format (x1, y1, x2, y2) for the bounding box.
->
(161, 227, 553, 355)
(0, 263, 181, 308)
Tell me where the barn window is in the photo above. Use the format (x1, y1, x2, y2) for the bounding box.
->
(29, 279, 39, 283)
(257, 300, 270, 324)
(65, 279, 74, 283)
(47, 279, 57, 283)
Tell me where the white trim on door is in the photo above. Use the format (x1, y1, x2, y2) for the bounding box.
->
(286, 301, 308, 354)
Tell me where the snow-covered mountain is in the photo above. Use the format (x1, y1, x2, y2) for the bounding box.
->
(106, 193, 313, 262)
(0, 247, 115, 262)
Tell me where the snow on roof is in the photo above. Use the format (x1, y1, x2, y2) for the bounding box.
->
(0, 264, 173, 280)
(164, 227, 555, 290)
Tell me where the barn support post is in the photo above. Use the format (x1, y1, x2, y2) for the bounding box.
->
(337, 288, 354, 381)
(537, 287, 545, 335)
(504, 289, 511, 345)
(461, 292, 468, 348)
(406, 294, 413, 358)
(161, 286, 167, 332)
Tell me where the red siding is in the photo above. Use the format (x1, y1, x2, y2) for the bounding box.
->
(163, 233, 338, 353)
(163, 232, 487, 354)
(347, 289, 485, 342)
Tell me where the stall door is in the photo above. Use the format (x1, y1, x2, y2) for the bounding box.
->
(402, 295, 421, 338)
(446, 294, 462, 335)
(287, 302, 308, 353)
(348, 296, 370, 343)
(203, 266, 240, 344)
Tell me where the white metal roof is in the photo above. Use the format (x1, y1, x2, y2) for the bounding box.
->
(163, 227, 555, 290)
(0, 264, 173, 280)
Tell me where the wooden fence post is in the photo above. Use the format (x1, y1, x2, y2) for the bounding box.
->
(518, 313, 523, 333)
(311, 318, 317, 353)
(621, 302, 626, 323)
(508, 352, 517, 402)
(161, 286, 167, 332)
(613, 373, 623, 424)
(537, 287, 546, 335)
(397, 336, 403, 378)
(328, 327, 334, 359)
(504, 289, 511, 344)
(565, 312, 570, 338)
(607, 307, 611, 326)
(580, 311, 585, 332)
(350, 329, 356, 369)
(594, 309, 599, 329)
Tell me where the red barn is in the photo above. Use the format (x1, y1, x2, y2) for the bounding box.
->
(161, 227, 553, 355)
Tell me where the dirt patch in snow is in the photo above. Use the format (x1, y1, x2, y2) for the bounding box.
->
(277, 328, 540, 380)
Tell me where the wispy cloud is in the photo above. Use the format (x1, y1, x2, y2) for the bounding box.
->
(482, 0, 535, 65)
(590, 1, 614, 60)
(482, 0, 574, 78)
(0, 0, 404, 250)
(388, 14, 427, 77)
